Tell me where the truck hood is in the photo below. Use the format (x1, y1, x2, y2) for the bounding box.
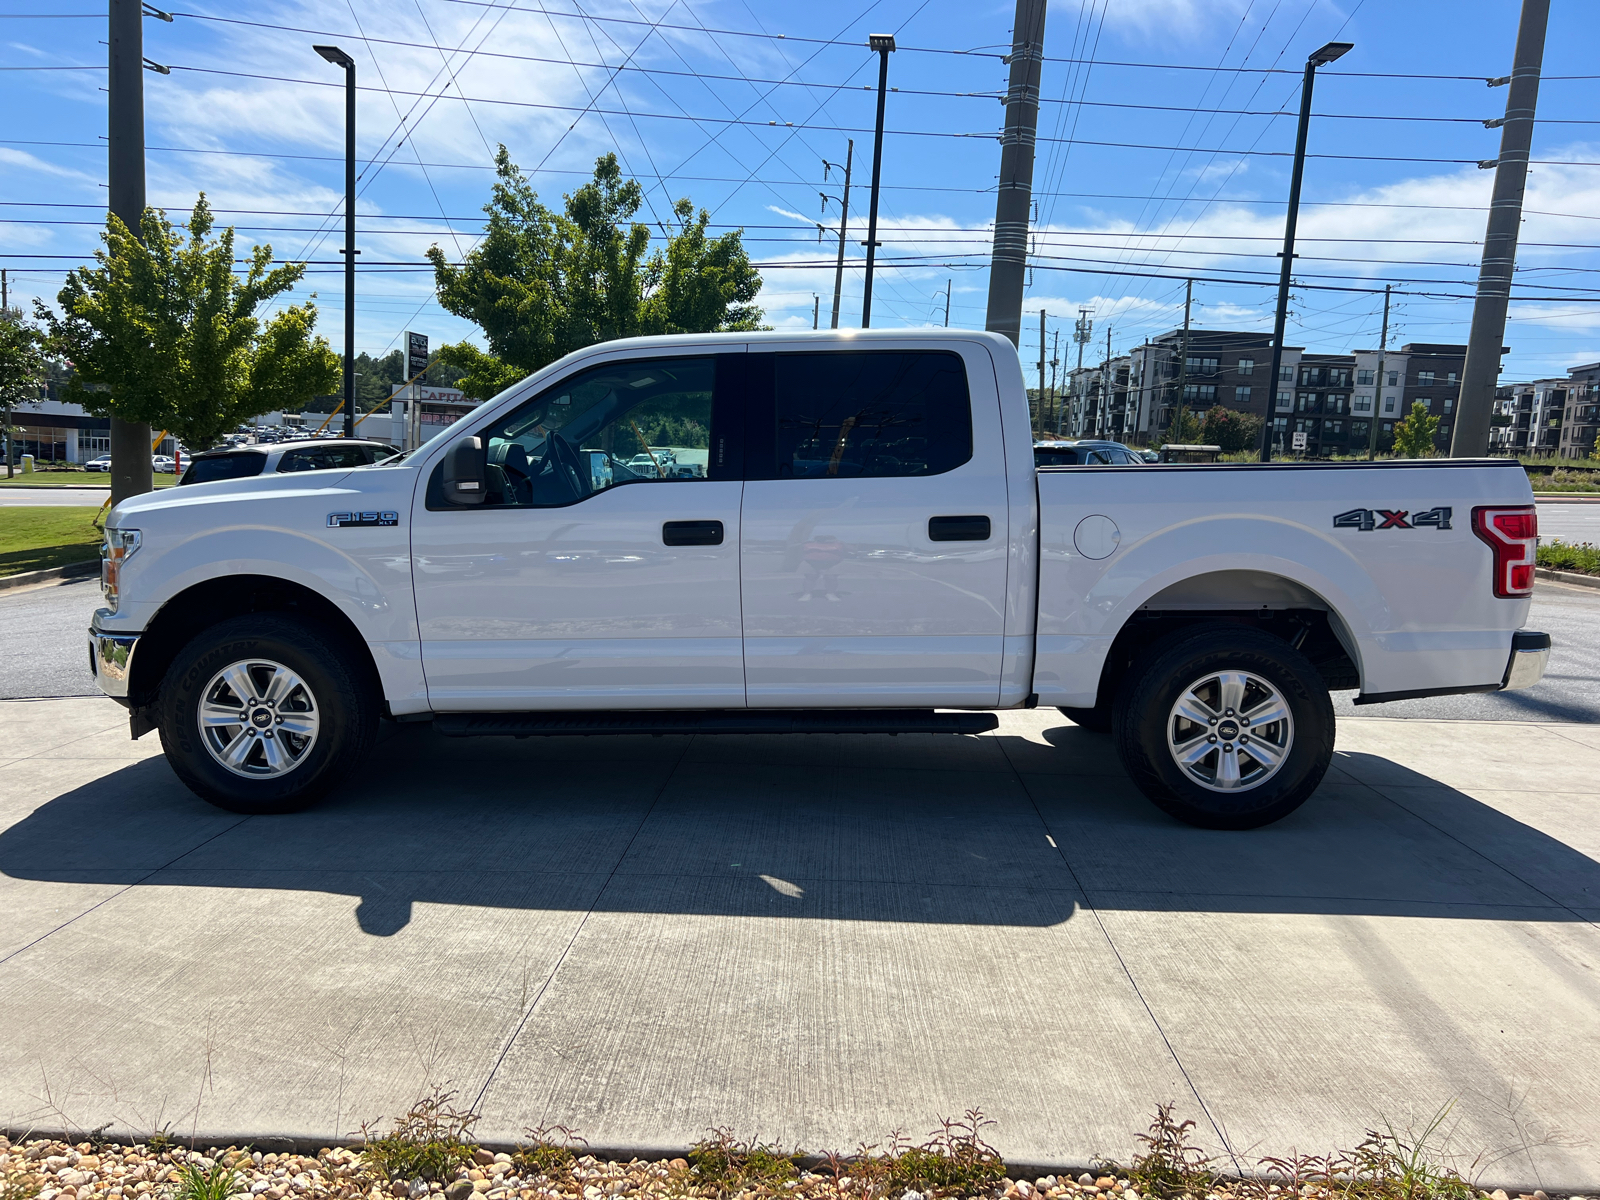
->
(106, 465, 411, 525)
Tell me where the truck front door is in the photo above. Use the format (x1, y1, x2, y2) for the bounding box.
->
(738, 344, 1010, 707)
(410, 352, 746, 710)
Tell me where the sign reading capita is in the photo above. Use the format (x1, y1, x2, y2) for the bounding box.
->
(407, 331, 428, 381)
(1292, 430, 1308, 451)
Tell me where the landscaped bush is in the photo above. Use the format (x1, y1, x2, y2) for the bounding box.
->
(1537, 540, 1600, 575)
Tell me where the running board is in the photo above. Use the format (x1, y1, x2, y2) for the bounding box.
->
(432, 709, 1000, 738)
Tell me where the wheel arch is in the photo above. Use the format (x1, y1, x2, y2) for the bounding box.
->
(127, 574, 385, 716)
(1087, 568, 1363, 713)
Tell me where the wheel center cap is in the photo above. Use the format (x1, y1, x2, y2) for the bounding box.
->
(251, 708, 273, 728)
(1217, 719, 1240, 739)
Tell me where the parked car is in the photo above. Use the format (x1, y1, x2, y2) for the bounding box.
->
(94, 330, 1548, 830)
(1034, 439, 1146, 467)
(152, 456, 177, 474)
(84, 455, 112, 472)
(177, 438, 395, 485)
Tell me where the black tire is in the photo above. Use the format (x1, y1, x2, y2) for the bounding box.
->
(1058, 703, 1113, 733)
(1112, 624, 1334, 830)
(158, 614, 378, 814)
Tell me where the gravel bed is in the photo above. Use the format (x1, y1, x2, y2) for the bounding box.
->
(0, 1139, 1591, 1200)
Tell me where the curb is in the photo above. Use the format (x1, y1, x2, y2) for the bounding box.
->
(1536, 566, 1600, 589)
(0, 558, 98, 592)
(1534, 493, 1600, 502)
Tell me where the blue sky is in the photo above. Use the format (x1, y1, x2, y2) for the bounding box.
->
(4, 0, 1599, 385)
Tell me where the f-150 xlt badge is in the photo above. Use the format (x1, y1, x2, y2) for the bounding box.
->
(327, 511, 399, 528)
(1333, 506, 1451, 531)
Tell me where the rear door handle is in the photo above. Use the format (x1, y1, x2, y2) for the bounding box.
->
(928, 515, 991, 542)
(663, 520, 724, 546)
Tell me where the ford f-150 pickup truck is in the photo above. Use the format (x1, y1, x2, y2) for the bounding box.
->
(89, 330, 1550, 829)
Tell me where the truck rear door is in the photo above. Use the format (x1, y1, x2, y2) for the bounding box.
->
(737, 342, 1010, 707)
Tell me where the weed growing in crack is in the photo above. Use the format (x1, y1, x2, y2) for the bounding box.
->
(513, 1125, 588, 1178)
(689, 1128, 804, 1191)
(1105, 1103, 1216, 1200)
(359, 1086, 481, 1183)
(170, 1159, 240, 1200)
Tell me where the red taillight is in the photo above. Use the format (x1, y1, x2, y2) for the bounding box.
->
(1471, 505, 1537, 598)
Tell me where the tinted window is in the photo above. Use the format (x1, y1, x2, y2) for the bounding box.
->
(277, 444, 381, 473)
(180, 453, 266, 485)
(1034, 448, 1082, 466)
(760, 351, 972, 479)
(440, 357, 717, 509)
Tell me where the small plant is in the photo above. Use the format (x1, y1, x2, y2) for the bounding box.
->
(359, 1086, 481, 1183)
(147, 1126, 179, 1153)
(514, 1124, 587, 1177)
(1538, 539, 1600, 575)
(1110, 1103, 1215, 1200)
(170, 1159, 240, 1200)
(688, 1127, 803, 1191)
(824, 1112, 1005, 1200)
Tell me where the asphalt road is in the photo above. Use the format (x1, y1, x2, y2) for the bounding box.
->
(1539, 500, 1600, 545)
(4, 573, 1596, 720)
(0, 486, 114, 507)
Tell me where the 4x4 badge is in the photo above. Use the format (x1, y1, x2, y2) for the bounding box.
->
(1333, 506, 1451, 531)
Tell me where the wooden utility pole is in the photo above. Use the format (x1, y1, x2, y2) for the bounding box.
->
(1172, 279, 1193, 443)
(1102, 324, 1113, 437)
(1037, 309, 1047, 438)
(1452, 0, 1549, 456)
(1049, 327, 1061, 434)
(825, 141, 853, 330)
(983, 0, 1047, 347)
(1366, 284, 1392, 461)
(108, 0, 154, 504)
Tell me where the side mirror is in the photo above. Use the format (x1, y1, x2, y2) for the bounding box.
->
(443, 435, 486, 505)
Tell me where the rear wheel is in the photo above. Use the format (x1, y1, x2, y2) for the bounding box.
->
(1113, 625, 1334, 829)
(158, 614, 377, 814)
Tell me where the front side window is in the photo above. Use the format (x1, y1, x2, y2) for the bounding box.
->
(453, 356, 716, 508)
(757, 350, 972, 479)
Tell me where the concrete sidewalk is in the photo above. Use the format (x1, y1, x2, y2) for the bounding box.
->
(0, 699, 1596, 1188)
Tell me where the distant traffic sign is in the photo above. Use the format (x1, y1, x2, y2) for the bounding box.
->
(1292, 431, 1308, 451)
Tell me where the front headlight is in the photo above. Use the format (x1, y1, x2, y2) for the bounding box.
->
(101, 526, 141, 612)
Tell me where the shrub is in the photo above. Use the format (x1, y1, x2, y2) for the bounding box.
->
(359, 1086, 481, 1183)
(688, 1128, 802, 1190)
(1392, 401, 1440, 458)
(1200, 405, 1265, 454)
(1537, 540, 1600, 575)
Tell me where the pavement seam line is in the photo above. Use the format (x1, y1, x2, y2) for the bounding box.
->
(0, 815, 251, 970)
(989, 730, 1240, 1170)
(469, 734, 696, 1114)
(1348, 773, 1600, 932)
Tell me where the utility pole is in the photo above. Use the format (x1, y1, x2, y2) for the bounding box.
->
(1049, 327, 1060, 434)
(108, 0, 155, 505)
(943, 278, 952, 328)
(1366, 284, 1392, 461)
(823, 140, 853, 330)
(1037, 309, 1047, 438)
(813, 295, 820, 330)
(1072, 307, 1092, 437)
(1173, 279, 1193, 444)
(1451, 0, 1549, 457)
(1102, 325, 1113, 438)
(983, 0, 1048, 348)
(861, 35, 895, 328)
(2, 270, 10, 477)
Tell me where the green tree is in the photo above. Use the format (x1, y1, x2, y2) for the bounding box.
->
(39, 195, 340, 452)
(1166, 406, 1204, 444)
(1200, 404, 1265, 453)
(0, 306, 49, 477)
(428, 149, 763, 398)
(1391, 399, 1441, 458)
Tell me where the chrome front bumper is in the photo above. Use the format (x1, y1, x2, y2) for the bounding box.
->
(1502, 630, 1550, 691)
(89, 618, 140, 699)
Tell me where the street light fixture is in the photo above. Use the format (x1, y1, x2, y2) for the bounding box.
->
(861, 33, 895, 328)
(314, 43, 357, 438)
(1259, 39, 1352, 462)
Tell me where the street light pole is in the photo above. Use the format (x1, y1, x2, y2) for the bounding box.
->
(315, 44, 357, 437)
(861, 34, 895, 329)
(1259, 40, 1352, 463)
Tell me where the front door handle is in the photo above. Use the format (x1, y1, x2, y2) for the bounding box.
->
(663, 520, 724, 546)
(928, 515, 991, 542)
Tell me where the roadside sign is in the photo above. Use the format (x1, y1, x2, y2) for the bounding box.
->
(407, 331, 428, 380)
(1291, 431, 1308, 451)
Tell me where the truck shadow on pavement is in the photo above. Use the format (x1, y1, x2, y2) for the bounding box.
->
(1, 721, 1596, 935)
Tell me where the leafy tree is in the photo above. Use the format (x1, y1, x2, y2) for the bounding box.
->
(428, 149, 763, 398)
(1166, 406, 1204, 444)
(1199, 404, 1265, 453)
(0, 306, 48, 477)
(39, 195, 340, 452)
(1391, 399, 1441, 458)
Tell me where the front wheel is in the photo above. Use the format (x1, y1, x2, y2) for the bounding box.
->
(158, 614, 378, 814)
(1113, 626, 1334, 830)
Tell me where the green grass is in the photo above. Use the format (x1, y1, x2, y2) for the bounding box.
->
(0, 471, 176, 488)
(1538, 540, 1600, 575)
(0, 506, 104, 577)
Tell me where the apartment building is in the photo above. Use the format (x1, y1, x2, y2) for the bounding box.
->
(1559, 361, 1599, 459)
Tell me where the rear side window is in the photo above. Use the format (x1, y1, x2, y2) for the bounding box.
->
(181, 453, 266, 484)
(277, 444, 381, 472)
(1034, 448, 1082, 466)
(749, 350, 972, 479)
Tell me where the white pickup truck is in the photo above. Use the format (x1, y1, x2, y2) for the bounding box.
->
(90, 330, 1550, 829)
